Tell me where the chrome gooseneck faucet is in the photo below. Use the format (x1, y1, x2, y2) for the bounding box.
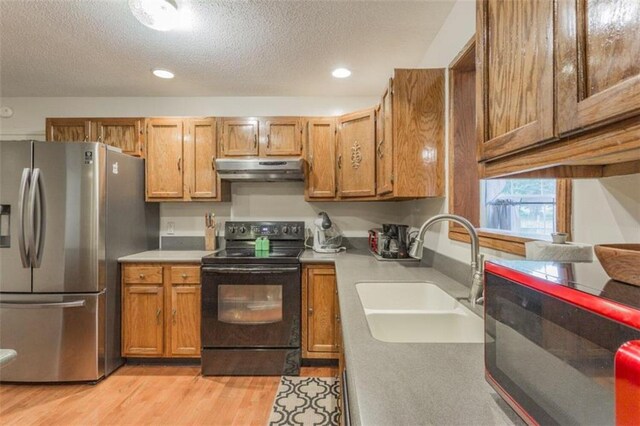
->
(409, 214, 485, 305)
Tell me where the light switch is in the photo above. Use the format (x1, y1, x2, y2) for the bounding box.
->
(167, 221, 175, 235)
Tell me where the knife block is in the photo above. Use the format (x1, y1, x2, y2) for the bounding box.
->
(205, 227, 216, 251)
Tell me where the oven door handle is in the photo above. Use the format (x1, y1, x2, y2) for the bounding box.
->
(203, 266, 299, 274)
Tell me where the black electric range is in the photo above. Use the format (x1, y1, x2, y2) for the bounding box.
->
(200, 221, 305, 376)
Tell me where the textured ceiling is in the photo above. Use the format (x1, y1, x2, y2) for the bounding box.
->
(0, 0, 454, 97)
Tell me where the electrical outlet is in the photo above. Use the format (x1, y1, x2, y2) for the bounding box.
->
(167, 221, 175, 235)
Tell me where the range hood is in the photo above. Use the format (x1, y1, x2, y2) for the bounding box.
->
(215, 158, 304, 181)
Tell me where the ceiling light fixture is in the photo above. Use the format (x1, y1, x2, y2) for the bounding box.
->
(129, 0, 179, 32)
(152, 68, 175, 79)
(332, 68, 352, 79)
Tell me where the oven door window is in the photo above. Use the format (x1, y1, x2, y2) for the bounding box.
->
(218, 284, 283, 325)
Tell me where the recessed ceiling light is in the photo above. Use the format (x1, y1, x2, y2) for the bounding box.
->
(129, 0, 178, 32)
(332, 68, 352, 79)
(152, 69, 175, 79)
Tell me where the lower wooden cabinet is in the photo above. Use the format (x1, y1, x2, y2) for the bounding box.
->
(302, 264, 341, 359)
(122, 263, 201, 358)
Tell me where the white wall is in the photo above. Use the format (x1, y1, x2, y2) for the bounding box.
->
(407, 0, 640, 263)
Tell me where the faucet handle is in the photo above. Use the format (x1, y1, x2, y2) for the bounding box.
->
(478, 253, 485, 273)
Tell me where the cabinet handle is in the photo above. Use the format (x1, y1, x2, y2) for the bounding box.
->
(337, 155, 342, 169)
(83, 135, 89, 142)
(181, 273, 188, 279)
(308, 307, 314, 315)
(254, 134, 258, 149)
(156, 308, 162, 325)
(172, 308, 177, 324)
(139, 273, 145, 279)
(177, 157, 182, 171)
(211, 156, 215, 171)
(97, 136, 103, 143)
(266, 134, 271, 149)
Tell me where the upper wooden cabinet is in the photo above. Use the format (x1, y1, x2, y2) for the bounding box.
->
(376, 80, 393, 196)
(46, 117, 144, 157)
(146, 118, 228, 202)
(476, 0, 555, 161)
(46, 118, 91, 142)
(188, 119, 218, 199)
(264, 118, 303, 156)
(477, 0, 640, 178)
(306, 119, 337, 199)
(220, 119, 259, 156)
(94, 118, 144, 157)
(146, 119, 184, 199)
(556, 0, 640, 136)
(337, 109, 376, 198)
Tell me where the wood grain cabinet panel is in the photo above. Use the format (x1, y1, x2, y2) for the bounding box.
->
(187, 118, 218, 199)
(337, 109, 376, 198)
(94, 118, 144, 157)
(477, 0, 555, 160)
(169, 285, 201, 357)
(306, 119, 337, 199)
(122, 285, 164, 357)
(146, 119, 184, 199)
(556, 0, 640, 136)
(45, 118, 91, 142)
(221, 119, 259, 156)
(376, 80, 394, 196)
(302, 265, 340, 359)
(265, 119, 302, 156)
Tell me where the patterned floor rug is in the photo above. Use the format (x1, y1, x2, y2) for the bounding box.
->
(268, 376, 340, 426)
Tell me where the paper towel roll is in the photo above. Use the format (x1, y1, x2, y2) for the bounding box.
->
(525, 240, 593, 262)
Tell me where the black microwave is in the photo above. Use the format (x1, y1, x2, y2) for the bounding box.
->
(485, 260, 640, 426)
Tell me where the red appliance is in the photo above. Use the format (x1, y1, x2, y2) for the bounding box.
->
(484, 260, 640, 426)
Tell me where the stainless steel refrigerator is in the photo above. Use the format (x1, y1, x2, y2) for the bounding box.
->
(0, 141, 159, 382)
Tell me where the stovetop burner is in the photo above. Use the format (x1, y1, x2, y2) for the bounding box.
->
(202, 221, 306, 265)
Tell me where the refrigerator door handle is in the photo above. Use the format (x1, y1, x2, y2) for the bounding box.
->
(28, 168, 46, 268)
(18, 168, 31, 267)
(0, 300, 86, 309)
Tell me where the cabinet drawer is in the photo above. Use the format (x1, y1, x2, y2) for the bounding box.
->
(171, 266, 200, 284)
(123, 266, 163, 284)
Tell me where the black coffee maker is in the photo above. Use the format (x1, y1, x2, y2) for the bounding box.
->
(382, 224, 410, 259)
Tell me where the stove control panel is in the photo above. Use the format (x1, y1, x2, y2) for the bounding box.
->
(225, 221, 305, 241)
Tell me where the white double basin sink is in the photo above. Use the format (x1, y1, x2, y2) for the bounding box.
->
(356, 281, 484, 343)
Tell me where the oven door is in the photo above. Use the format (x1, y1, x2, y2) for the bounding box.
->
(201, 264, 300, 348)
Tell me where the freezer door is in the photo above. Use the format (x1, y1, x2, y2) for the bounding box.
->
(0, 292, 105, 382)
(32, 142, 106, 293)
(0, 141, 32, 293)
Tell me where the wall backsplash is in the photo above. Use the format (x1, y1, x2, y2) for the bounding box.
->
(160, 181, 416, 238)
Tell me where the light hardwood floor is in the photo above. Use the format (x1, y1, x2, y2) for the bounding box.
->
(0, 365, 337, 426)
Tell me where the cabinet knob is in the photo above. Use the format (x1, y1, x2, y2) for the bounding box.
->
(156, 308, 162, 325)
(172, 308, 177, 324)
(181, 273, 188, 279)
(308, 307, 314, 315)
(139, 273, 145, 279)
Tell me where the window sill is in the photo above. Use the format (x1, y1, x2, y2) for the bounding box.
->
(448, 227, 543, 257)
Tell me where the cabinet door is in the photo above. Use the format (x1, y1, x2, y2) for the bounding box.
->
(307, 267, 338, 353)
(45, 118, 91, 142)
(187, 119, 217, 199)
(376, 79, 394, 195)
(556, 0, 640, 136)
(337, 109, 376, 198)
(169, 285, 201, 357)
(122, 285, 164, 356)
(94, 118, 144, 157)
(221, 119, 258, 156)
(307, 119, 337, 198)
(265, 119, 302, 156)
(146, 119, 184, 199)
(477, 0, 555, 160)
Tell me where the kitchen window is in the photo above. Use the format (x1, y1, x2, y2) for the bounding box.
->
(447, 37, 572, 256)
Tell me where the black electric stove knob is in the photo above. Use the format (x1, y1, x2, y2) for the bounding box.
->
(291, 225, 299, 234)
(239, 226, 247, 234)
(282, 225, 289, 234)
(228, 226, 236, 234)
